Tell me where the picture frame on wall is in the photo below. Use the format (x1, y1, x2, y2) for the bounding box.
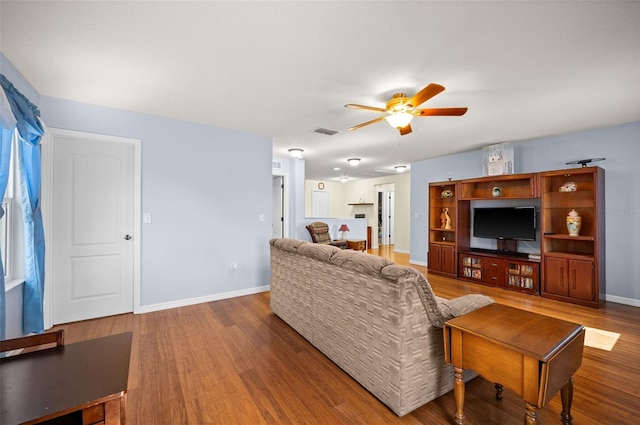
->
(483, 142, 514, 176)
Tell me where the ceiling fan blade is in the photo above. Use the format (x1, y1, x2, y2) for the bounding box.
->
(344, 104, 387, 113)
(347, 116, 387, 131)
(399, 124, 412, 136)
(417, 107, 468, 116)
(409, 83, 445, 108)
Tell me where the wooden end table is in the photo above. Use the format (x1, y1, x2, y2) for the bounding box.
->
(1, 332, 132, 425)
(346, 239, 367, 251)
(443, 304, 584, 425)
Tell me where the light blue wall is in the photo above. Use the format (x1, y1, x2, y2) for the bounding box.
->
(410, 122, 640, 302)
(41, 97, 273, 306)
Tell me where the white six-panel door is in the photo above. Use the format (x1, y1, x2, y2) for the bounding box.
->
(45, 129, 140, 325)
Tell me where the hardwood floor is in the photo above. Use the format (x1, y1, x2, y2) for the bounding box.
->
(53, 246, 640, 424)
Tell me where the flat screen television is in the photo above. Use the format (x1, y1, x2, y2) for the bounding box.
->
(473, 207, 536, 241)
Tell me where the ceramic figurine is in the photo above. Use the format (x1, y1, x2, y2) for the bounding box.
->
(560, 182, 577, 192)
(441, 208, 452, 229)
(492, 186, 501, 197)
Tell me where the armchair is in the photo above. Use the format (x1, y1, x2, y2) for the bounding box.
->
(305, 222, 348, 249)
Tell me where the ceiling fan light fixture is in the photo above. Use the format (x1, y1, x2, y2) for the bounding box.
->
(395, 165, 407, 173)
(347, 158, 361, 166)
(288, 148, 304, 158)
(385, 112, 414, 129)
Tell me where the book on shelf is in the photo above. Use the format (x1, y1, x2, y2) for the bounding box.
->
(528, 253, 541, 261)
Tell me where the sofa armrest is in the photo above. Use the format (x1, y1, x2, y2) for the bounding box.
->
(437, 294, 494, 322)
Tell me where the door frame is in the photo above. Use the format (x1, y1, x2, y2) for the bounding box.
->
(272, 170, 290, 238)
(41, 128, 142, 329)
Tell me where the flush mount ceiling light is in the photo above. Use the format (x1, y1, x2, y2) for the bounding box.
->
(339, 176, 349, 183)
(333, 167, 341, 171)
(288, 148, 304, 158)
(347, 158, 361, 166)
(395, 165, 407, 173)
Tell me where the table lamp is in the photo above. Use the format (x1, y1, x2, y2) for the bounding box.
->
(339, 224, 350, 239)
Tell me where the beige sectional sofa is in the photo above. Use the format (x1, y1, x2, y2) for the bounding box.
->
(269, 238, 494, 416)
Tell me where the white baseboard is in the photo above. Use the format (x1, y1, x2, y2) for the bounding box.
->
(137, 285, 270, 314)
(394, 248, 410, 254)
(409, 259, 427, 267)
(605, 294, 640, 307)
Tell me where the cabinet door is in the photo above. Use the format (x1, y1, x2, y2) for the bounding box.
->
(442, 245, 456, 275)
(544, 257, 568, 296)
(569, 259, 594, 301)
(428, 244, 442, 272)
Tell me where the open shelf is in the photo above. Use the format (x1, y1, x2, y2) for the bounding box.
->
(459, 173, 537, 200)
(543, 234, 595, 241)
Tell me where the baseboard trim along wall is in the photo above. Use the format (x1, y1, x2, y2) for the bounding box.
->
(138, 285, 271, 314)
(605, 294, 640, 308)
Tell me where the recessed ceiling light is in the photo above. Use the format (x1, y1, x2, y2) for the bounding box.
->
(333, 167, 341, 171)
(288, 148, 304, 158)
(347, 158, 361, 166)
(395, 165, 407, 173)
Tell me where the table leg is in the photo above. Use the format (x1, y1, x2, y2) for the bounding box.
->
(560, 377, 574, 425)
(495, 383, 504, 400)
(454, 366, 465, 425)
(524, 402, 539, 425)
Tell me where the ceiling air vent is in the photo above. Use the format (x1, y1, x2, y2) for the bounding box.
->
(313, 127, 339, 136)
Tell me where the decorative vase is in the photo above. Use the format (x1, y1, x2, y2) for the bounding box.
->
(492, 186, 501, 197)
(441, 189, 454, 198)
(566, 210, 582, 236)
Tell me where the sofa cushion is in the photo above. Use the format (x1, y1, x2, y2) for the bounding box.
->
(437, 294, 494, 322)
(331, 249, 394, 276)
(297, 242, 340, 262)
(271, 238, 307, 252)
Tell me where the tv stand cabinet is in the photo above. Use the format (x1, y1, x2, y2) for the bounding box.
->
(428, 167, 604, 307)
(459, 251, 540, 295)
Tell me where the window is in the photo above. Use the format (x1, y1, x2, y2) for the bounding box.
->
(1, 131, 23, 283)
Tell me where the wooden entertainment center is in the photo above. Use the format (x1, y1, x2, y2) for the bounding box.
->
(428, 166, 605, 308)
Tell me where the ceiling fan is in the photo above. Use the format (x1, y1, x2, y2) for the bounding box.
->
(345, 83, 467, 136)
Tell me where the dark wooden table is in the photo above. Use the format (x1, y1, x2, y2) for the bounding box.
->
(1, 332, 132, 425)
(443, 304, 584, 425)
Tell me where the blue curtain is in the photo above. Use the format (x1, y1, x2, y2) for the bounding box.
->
(0, 74, 45, 335)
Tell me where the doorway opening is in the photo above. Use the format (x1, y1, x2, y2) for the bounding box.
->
(376, 183, 395, 246)
(272, 171, 289, 238)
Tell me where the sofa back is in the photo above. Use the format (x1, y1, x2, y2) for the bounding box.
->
(270, 237, 451, 327)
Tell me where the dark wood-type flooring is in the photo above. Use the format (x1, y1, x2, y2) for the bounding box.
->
(52, 246, 640, 424)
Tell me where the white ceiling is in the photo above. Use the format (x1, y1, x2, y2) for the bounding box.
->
(1, 1, 639, 181)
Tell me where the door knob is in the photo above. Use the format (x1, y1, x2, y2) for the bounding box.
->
(124, 235, 132, 240)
